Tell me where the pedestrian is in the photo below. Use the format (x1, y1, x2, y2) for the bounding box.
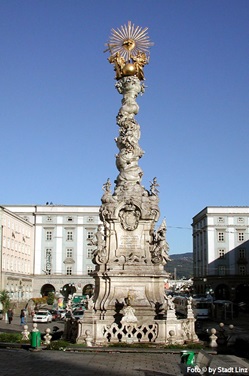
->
(7, 309, 13, 324)
(20, 309, 25, 325)
(23, 308, 27, 323)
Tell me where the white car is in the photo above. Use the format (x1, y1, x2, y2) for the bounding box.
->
(33, 310, 52, 323)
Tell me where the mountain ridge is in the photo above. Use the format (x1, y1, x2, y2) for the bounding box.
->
(165, 252, 193, 279)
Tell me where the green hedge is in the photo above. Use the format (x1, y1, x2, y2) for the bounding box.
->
(0, 332, 23, 343)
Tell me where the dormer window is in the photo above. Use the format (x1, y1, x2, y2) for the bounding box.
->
(238, 217, 244, 224)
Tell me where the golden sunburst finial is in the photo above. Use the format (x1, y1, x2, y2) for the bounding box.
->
(105, 21, 153, 81)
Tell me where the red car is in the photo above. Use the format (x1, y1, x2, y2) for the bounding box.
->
(49, 310, 61, 321)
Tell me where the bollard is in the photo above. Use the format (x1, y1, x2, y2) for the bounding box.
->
(180, 350, 195, 365)
(30, 323, 41, 351)
(21, 325, 30, 341)
(85, 330, 93, 347)
(209, 328, 218, 348)
(44, 328, 52, 345)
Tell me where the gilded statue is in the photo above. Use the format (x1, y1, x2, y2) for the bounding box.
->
(105, 21, 153, 81)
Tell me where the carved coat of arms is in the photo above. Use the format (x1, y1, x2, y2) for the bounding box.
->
(119, 203, 141, 231)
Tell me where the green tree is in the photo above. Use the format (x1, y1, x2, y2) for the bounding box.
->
(0, 290, 11, 314)
(47, 292, 55, 306)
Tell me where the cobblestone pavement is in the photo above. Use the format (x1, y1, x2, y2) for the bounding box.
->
(1, 313, 249, 376)
(0, 348, 181, 376)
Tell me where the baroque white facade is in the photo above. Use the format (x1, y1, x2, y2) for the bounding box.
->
(192, 206, 249, 302)
(1, 204, 100, 300)
(0, 206, 34, 301)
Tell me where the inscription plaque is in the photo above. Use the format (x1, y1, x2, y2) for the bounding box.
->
(119, 235, 141, 250)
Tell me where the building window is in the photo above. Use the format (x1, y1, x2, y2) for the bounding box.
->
(67, 231, 73, 241)
(87, 231, 94, 239)
(66, 248, 73, 258)
(87, 249, 93, 258)
(87, 216, 94, 222)
(66, 266, 72, 275)
(46, 231, 52, 241)
(218, 266, 226, 276)
(218, 217, 224, 223)
(238, 232, 245, 242)
(239, 265, 246, 275)
(219, 249, 225, 259)
(87, 265, 93, 274)
(46, 216, 52, 222)
(218, 232, 225, 242)
(67, 216, 73, 222)
(239, 249, 245, 258)
(203, 232, 206, 244)
(196, 234, 199, 247)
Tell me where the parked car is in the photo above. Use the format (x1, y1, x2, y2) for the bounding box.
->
(49, 310, 61, 321)
(33, 310, 52, 323)
(72, 304, 86, 311)
(72, 310, 84, 320)
(61, 310, 72, 320)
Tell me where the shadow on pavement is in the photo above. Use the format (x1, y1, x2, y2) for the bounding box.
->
(0, 349, 181, 376)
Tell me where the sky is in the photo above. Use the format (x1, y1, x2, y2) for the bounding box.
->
(1, 0, 249, 255)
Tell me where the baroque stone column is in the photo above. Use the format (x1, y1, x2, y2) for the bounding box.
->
(74, 22, 198, 346)
(90, 22, 170, 324)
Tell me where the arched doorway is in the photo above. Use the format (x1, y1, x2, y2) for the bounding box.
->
(41, 284, 55, 297)
(215, 284, 230, 300)
(83, 284, 94, 297)
(61, 283, 76, 301)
